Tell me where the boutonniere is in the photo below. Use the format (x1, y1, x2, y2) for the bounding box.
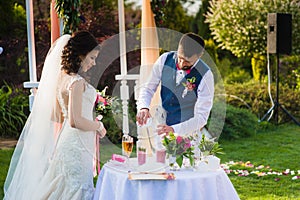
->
(182, 77, 196, 98)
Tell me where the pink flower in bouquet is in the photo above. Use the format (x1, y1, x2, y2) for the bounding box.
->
(95, 92, 108, 106)
(176, 136, 183, 144)
(183, 138, 191, 150)
(95, 86, 115, 115)
(162, 132, 194, 168)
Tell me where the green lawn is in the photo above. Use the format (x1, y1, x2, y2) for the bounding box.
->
(218, 124, 300, 200)
(0, 149, 14, 199)
(1, 124, 300, 199)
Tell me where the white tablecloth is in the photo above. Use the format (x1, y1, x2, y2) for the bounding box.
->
(93, 158, 240, 200)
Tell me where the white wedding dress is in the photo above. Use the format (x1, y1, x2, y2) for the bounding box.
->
(4, 35, 101, 200)
(31, 75, 97, 199)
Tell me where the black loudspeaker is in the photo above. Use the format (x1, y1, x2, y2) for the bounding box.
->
(267, 13, 292, 54)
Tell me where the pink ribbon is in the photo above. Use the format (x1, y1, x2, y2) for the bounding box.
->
(95, 133, 101, 174)
(93, 118, 101, 176)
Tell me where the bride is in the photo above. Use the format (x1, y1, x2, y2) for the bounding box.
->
(4, 31, 106, 199)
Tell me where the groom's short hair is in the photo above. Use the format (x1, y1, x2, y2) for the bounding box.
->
(179, 33, 205, 58)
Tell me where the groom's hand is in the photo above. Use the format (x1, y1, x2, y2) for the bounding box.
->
(157, 124, 174, 135)
(136, 108, 151, 126)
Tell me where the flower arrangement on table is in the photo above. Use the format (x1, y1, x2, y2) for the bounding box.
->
(198, 134, 224, 157)
(162, 132, 194, 169)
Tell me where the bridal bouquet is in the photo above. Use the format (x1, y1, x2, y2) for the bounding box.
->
(95, 86, 120, 116)
(162, 132, 194, 168)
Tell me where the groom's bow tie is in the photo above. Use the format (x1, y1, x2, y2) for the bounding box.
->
(176, 63, 191, 74)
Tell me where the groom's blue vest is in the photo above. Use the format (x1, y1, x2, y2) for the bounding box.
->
(161, 52, 210, 126)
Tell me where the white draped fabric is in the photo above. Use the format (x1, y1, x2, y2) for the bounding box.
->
(93, 162, 240, 200)
(4, 35, 71, 199)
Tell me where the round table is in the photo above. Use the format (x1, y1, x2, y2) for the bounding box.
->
(93, 158, 240, 200)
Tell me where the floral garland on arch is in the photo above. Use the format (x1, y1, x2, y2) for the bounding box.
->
(150, 0, 168, 26)
(55, 0, 81, 34)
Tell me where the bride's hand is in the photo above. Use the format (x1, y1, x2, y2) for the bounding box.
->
(96, 115, 103, 121)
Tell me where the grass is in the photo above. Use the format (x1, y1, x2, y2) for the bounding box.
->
(218, 124, 300, 200)
(0, 149, 13, 198)
(1, 123, 300, 199)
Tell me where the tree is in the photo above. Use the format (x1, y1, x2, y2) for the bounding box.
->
(0, 1, 27, 38)
(206, 0, 300, 57)
(191, 0, 211, 40)
(205, 0, 300, 81)
(0, 1, 28, 86)
(151, 0, 194, 33)
(55, 0, 81, 34)
(83, 0, 119, 11)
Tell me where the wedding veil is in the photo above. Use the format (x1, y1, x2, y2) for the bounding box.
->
(4, 35, 71, 199)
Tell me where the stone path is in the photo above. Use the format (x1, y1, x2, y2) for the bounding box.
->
(0, 138, 18, 149)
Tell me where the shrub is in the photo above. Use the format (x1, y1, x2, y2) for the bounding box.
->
(219, 81, 300, 124)
(0, 83, 29, 138)
(216, 56, 252, 84)
(99, 95, 138, 144)
(101, 111, 122, 144)
(296, 69, 300, 90)
(205, 39, 219, 64)
(280, 55, 300, 89)
(0, 2, 26, 38)
(225, 68, 252, 84)
(221, 104, 258, 140)
(251, 53, 266, 81)
(208, 102, 258, 140)
(0, 2, 29, 86)
(217, 57, 232, 79)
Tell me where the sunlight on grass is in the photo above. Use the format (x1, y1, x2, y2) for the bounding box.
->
(1, 124, 300, 199)
(218, 124, 300, 199)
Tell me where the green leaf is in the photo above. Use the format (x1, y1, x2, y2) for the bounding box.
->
(176, 155, 183, 167)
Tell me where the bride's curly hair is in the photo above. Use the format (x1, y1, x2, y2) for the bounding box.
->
(61, 31, 99, 74)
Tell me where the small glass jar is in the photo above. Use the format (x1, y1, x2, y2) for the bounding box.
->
(168, 154, 180, 171)
(136, 140, 147, 165)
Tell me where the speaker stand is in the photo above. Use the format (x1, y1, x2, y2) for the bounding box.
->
(260, 54, 300, 126)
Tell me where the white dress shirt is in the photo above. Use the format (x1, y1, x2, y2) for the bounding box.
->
(137, 52, 214, 136)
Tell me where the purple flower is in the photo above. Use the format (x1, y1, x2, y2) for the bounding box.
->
(183, 140, 191, 150)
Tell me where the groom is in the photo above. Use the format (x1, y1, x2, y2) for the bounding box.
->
(136, 32, 214, 137)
